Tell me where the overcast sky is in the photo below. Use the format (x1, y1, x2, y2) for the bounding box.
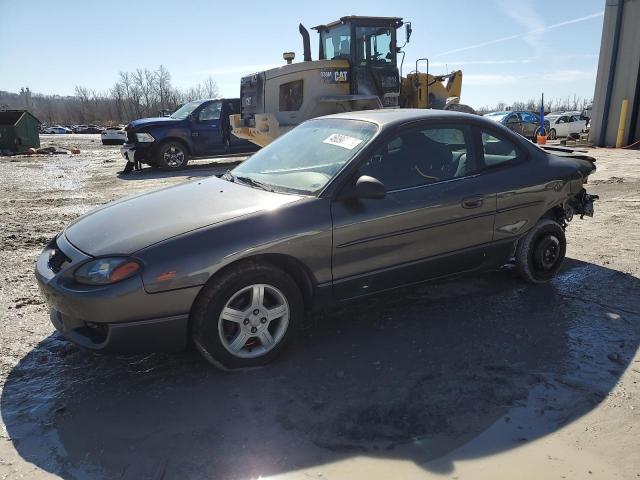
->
(0, 0, 605, 108)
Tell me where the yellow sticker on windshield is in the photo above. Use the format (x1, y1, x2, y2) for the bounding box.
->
(322, 133, 363, 150)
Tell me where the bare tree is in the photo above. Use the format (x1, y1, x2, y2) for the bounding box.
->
(156, 65, 172, 109)
(481, 96, 592, 114)
(202, 76, 219, 99)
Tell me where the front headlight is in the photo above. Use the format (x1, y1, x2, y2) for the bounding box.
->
(74, 257, 142, 285)
(135, 132, 155, 143)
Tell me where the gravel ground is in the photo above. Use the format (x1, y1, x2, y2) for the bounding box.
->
(0, 134, 638, 479)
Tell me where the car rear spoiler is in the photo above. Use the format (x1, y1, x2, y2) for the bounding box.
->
(539, 145, 596, 162)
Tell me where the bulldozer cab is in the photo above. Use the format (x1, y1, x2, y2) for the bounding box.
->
(313, 16, 404, 107)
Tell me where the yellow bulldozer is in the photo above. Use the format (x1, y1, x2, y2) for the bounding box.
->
(231, 16, 474, 147)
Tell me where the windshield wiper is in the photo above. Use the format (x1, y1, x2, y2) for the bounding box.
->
(235, 175, 275, 192)
(222, 170, 235, 182)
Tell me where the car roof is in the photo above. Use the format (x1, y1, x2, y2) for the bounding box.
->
(317, 109, 487, 129)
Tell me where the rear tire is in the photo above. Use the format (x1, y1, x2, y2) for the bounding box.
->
(156, 140, 189, 170)
(515, 219, 566, 283)
(191, 262, 302, 370)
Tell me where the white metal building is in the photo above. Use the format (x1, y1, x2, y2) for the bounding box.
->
(590, 0, 640, 147)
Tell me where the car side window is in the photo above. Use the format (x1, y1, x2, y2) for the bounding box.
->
(506, 114, 519, 124)
(570, 115, 581, 122)
(480, 130, 521, 169)
(557, 116, 567, 124)
(519, 112, 534, 123)
(199, 102, 221, 122)
(359, 126, 476, 191)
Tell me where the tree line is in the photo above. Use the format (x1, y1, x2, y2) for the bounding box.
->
(1, 68, 593, 125)
(0, 65, 219, 125)
(476, 95, 592, 114)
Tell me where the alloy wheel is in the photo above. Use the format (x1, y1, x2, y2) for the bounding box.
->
(163, 146, 185, 168)
(217, 284, 290, 358)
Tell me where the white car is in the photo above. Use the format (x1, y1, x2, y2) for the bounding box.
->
(545, 113, 587, 140)
(101, 127, 127, 145)
(44, 126, 72, 134)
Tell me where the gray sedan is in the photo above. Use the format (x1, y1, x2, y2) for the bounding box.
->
(35, 110, 597, 369)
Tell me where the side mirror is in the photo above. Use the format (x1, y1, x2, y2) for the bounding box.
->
(355, 175, 386, 199)
(189, 113, 197, 122)
(405, 23, 412, 43)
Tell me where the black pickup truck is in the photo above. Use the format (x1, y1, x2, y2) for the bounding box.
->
(120, 98, 258, 170)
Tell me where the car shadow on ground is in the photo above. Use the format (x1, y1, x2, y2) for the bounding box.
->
(2, 259, 639, 479)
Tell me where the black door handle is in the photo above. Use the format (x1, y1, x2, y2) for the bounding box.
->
(462, 195, 483, 209)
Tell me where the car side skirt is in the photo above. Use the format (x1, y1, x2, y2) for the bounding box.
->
(328, 238, 516, 301)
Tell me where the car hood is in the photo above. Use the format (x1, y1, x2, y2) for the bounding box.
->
(64, 176, 303, 256)
(128, 117, 181, 130)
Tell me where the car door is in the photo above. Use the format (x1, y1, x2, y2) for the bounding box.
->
(570, 115, 586, 134)
(504, 113, 523, 136)
(330, 123, 497, 300)
(476, 126, 556, 245)
(555, 116, 569, 137)
(222, 99, 256, 151)
(518, 112, 536, 138)
(190, 100, 223, 155)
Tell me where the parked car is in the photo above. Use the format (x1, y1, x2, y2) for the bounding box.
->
(101, 127, 127, 145)
(36, 110, 598, 369)
(484, 111, 550, 142)
(73, 125, 103, 134)
(43, 126, 72, 134)
(545, 113, 587, 139)
(120, 98, 259, 170)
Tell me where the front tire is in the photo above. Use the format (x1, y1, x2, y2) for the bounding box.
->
(191, 262, 302, 369)
(548, 128, 557, 140)
(156, 140, 188, 170)
(515, 219, 566, 283)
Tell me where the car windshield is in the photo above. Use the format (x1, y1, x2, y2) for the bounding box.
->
(485, 112, 508, 122)
(546, 115, 560, 123)
(170, 101, 204, 120)
(230, 118, 378, 195)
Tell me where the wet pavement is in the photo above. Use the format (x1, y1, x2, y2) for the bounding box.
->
(0, 136, 639, 479)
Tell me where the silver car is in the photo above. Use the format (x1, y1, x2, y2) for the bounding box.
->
(36, 110, 597, 369)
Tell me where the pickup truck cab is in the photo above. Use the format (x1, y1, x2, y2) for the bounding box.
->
(121, 98, 258, 170)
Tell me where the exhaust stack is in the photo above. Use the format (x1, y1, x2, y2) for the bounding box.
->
(299, 24, 312, 62)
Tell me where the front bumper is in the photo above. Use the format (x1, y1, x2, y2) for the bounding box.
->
(35, 234, 196, 352)
(49, 309, 188, 352)
(120, 143, 154, 164)
(102, 135, 126, 144)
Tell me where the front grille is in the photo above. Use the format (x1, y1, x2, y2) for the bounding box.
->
(47, 241, 70, 273)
